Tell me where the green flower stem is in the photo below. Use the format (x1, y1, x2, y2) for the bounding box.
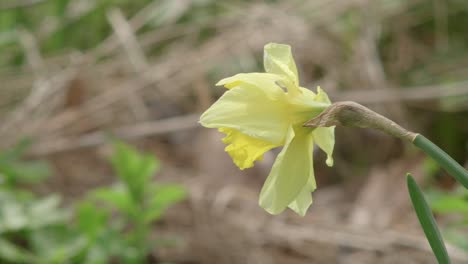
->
(305, 101, 468, 188)
(413, 135, 468, 189)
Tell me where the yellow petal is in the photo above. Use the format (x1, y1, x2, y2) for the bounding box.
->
(216, 72, 285, 96)
(259, 126, 314, 215)
(200, 83, 290, 145)
(287, 87, 329, 122)
(288, 171, 316, 216)
(315, 86, 331, 104)
(311, 86, 335, 166)
(219, 128, 279, 170)
(312, 127, 335, 166)
(263, 43, 301, 95)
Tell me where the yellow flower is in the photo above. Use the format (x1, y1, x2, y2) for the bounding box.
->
(200, 43, 335, 216)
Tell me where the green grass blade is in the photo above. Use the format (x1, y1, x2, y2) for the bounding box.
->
(413, 135, 468, 188)
(407, 174, 451, 264)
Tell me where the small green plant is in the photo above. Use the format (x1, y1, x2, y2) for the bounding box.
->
(75, 142, 186, 263)
(0, 190, 85, 263)
(0, 140, 186, 263)
(0, 140, 84, 263)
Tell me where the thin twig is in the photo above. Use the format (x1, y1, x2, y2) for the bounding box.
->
(18, 29, 46, 78)
(107, 8, 149, 71)
(107, 8, 150, 120)
(29, 113, 200, 156)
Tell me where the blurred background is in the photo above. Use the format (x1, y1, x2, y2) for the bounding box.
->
(0, 0, 467, 263)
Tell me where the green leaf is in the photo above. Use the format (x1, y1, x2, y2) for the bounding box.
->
(76, 201, 109, 240)
(0, 138, 32, 163)
(407, 174, 451, 264)
(90, 185, 133, 214)
(29, 195, 70, 227)
(423, 157, 440, 177)
(0, 191, 68, 233)
(8, 161, 50, 183)
(445, 228, 468, 251)
(29, 227, 87, 263)
(110, 141, 159, 202)
(111, 142, 159, 182)
(431, 195, 468, 215)
(0, 160, 50, 186)
(0, 200, 28, 231)
(428, 188, 468, 216)
(0, 238, 36, 263)
(0, 139, 50, 187)
(144, 183, 186, 223)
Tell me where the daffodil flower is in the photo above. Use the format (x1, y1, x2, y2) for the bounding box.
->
(199, 43, 335, 216)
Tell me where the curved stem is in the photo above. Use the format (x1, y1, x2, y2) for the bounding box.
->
(305, 101, 468, 188)
(413, 135, 468, 188)
(304, 101, 417, 142)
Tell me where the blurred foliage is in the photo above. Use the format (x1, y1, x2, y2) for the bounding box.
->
(0, 0, 232, 66)
(0, 191, 83, 263)
(0, 139, 50, 187)
(0, 0, 154, 62)
(0, 140, 83, 263)
(0, 141, 186, 263)
(429, 187, 468, 252)
(75, 142, 186, 263)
